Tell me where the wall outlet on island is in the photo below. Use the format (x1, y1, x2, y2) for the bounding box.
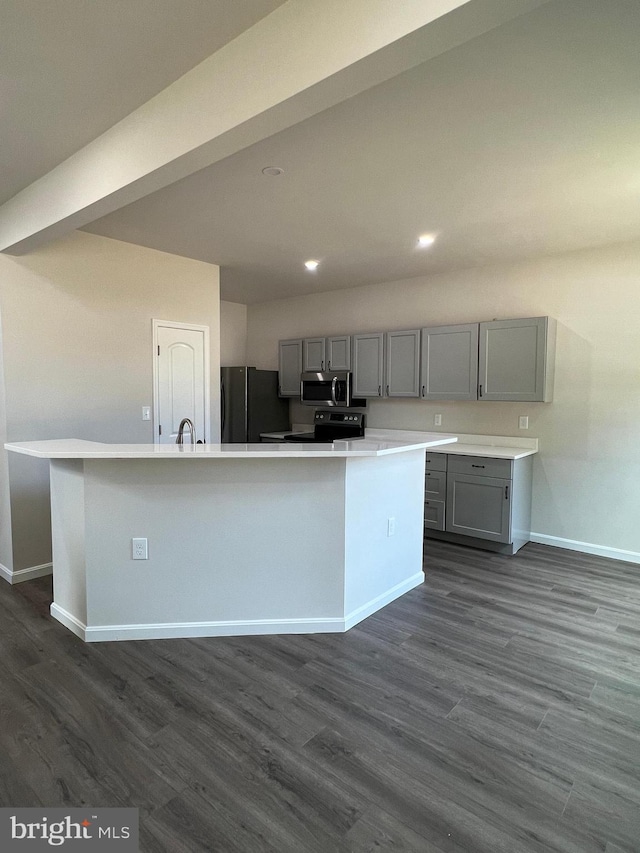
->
(519, 416, 529, 430)
(132, 537, 148, 560)
(434, 414, 442, 426)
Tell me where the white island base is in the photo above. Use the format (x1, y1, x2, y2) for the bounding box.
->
(6, 437, 455, 642)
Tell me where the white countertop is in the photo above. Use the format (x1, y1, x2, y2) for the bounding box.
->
(365, 429, 538, 459)
(5, 435, 458, 460)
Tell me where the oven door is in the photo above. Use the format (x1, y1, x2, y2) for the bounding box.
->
(300, 371, 351, 407)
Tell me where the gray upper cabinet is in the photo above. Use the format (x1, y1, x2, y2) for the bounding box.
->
(303, 335, 351, 371)
(478, 316, 555, 402)
(326, 335, 351, 371)
(352, 332, 384, 397)
(420, 323, 479, 401)
(278, 338, 303, 397)
(303, 337, 326, 372)
(385, 330, 421, 397)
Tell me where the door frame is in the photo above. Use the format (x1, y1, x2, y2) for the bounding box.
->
(152, 319, 211, 445)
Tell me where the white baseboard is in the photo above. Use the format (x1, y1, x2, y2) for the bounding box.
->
(0, 561, 53, 585)
(529, 533, 640, 566)
(50, 574, 424, 643)
(344, 572, 424, 631)
(50, 603, 87, 640)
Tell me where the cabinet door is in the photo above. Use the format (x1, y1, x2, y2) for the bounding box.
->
(278, 339, 303, 397)
(446, 473, 511, 543)
(425, 469, 446, 501)
(352, 333, 384, 397)
(326, 336, 351, 371)
(478, 317, 549, 402)
(424, 500, 445, 531)
(303, 337, 326, 372)
(421, 324, 478, 400)
(386, 330, 420, 397)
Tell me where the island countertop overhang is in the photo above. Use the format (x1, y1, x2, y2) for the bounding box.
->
(5, 435, 458, 459)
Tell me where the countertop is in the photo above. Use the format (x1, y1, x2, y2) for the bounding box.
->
(5, 435, 458, 460)
(366, 429, 538, 459)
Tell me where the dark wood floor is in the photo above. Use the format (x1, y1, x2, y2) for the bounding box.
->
(1, 540, 639, 852)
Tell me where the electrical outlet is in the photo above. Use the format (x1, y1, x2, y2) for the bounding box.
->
(519, 416, 529, 430)
(132, 538, 148, 560)
(142, 407, 151, 421)
(387, 517, 395, 537)
(434, 414, 442, 426)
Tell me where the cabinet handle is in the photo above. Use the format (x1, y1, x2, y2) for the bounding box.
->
(321, 360, 324, 370)
(421, 385, 425, 397)
(479, 384, 483, 397)
(471, 464, 485, 469)
(327, 361, 331, 370)
(386, 384, 389, 396)
(378, 385, 382, 396)
(505, 485, 509, 500)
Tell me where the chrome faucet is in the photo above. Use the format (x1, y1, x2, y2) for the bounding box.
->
(176, 417, 196, 445)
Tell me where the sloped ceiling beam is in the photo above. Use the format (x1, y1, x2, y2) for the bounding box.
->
(0, 0, 549, 255)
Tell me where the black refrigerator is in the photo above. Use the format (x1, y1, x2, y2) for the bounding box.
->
(220, 366, 290, 442)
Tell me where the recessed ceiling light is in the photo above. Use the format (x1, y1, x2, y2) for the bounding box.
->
(262, 166, 284, 176)
(418, 233, 436, 247)
(304, 259, 319, 271)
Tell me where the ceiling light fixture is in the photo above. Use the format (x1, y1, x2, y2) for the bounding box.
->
(304, 260, 319, 271)
(418, 233, 436, 248)
(262, 166, 284, 176)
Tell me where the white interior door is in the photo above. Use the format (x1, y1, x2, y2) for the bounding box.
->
(153, 321, 210, 444)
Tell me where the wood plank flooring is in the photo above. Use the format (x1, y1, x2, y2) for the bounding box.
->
(1, 540, 639, 852)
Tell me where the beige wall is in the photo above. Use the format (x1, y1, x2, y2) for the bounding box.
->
(0, 231, 220, 573)
(247, 240, 640, 559)
(220, 300, 247, 366)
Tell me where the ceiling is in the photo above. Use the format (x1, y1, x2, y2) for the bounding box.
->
(0, 0, 285, 205)
(5, 1, 640, 304)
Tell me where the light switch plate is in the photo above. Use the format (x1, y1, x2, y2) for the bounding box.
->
(142, 407, 151, 421)
(519, 416, 529, 429)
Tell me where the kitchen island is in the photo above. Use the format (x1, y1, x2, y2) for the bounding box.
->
(5, 435, 456, 642)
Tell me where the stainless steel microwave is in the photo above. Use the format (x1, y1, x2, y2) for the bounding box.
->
(300, 370, 353, 407)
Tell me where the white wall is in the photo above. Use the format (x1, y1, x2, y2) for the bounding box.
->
(0, 231, 220, 574)
(247, 240, 640, 560)
(220, 300, 247, 365)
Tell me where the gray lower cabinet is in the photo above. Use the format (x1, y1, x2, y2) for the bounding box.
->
(446, 472, 511, 543)
(478, 316, 555, 402)
(424, 452, 533, 555)
(421, 323, 479, 401)
(278, 339, 303, 396)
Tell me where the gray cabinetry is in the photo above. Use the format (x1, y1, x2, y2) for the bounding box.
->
(302, 335, 351, 372)
(447, 455, 513, 544)
(386, 330, 420, 397)
(446, 472, 511, 543)
(421, 323, 479, 401)
(352, 332, 384, 397)
(424, 452, 533, 555)
(327, 335, 351, 371)
(424, 452, 447, 532)
(303, 337, 326, 371)
(478, 316, 555, 402)
(278, 339, 303, 397)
